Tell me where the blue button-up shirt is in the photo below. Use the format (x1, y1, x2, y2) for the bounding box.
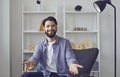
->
(30, 36, 77, 77)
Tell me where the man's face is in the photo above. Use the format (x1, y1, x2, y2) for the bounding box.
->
(44, 20, 57, 38)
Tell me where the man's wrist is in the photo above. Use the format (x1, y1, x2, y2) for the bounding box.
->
(69, 61, 77, 66)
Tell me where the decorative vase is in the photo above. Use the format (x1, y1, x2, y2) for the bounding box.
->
(75, 5, 82, 11)
(29, 41, 35, 51)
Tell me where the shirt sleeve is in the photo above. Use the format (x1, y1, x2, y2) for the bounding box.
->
(65, 40, 78, 65)
(29, 42, 42, 64)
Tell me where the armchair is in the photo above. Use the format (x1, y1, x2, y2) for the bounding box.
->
(71, 48, 99, 77)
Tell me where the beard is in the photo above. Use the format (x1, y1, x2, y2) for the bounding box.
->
(45, 30, 57, 38)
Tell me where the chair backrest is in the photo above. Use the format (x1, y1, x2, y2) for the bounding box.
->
(72, 48, 99, 77)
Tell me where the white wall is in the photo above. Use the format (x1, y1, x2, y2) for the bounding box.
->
(10, 0, 22, 77)
(100, 6, 114, 77)
(0, 0, 10, 77)
(99, 0, 120, 77)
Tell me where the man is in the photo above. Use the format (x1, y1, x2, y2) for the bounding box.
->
(21, 16, 83, 77)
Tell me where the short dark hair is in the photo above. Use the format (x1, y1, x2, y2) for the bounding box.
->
(42, 16, 57, 26)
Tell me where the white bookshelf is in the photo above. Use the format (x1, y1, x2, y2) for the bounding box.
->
(22, 0, 57, 72)
(63, 0, 100, 77)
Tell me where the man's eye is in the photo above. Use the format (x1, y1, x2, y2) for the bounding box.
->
(52, 25, 56, 27)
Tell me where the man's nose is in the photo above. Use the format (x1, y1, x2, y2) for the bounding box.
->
(49, 26, 54, 30)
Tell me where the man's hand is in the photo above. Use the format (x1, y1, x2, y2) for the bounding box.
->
(21, 60, 36, 72)
(69, 62, 83, 75)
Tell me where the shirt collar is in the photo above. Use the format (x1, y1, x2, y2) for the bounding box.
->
(43, 35, 59, 46)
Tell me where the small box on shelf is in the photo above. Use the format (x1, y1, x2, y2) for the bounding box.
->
(73, 27, 87, 31)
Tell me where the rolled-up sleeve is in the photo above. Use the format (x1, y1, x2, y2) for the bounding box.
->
(65, 40, 77, 65)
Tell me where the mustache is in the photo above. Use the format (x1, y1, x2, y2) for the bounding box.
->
(47, 30, 55, 32)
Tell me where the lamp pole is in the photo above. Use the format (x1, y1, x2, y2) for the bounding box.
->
(112, 4, 116, 77)
(105, 3, 116, 77)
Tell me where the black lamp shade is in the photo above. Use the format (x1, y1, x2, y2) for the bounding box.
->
(93, 1, 107, 12)
(93, 0, 112, 12)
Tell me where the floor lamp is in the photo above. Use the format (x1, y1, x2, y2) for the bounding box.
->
(93, 0, 116, 77)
